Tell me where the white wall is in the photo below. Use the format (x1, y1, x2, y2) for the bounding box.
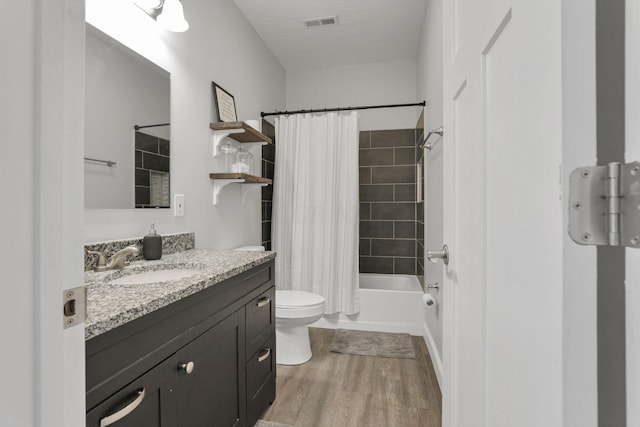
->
(416, 0, 444, 384)
(285, 59, 419, 131)
(84, 0, 286, 247)
(85, 28, 170, 209)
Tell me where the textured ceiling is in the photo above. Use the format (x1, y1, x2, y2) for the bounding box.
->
(233, 0, 428, 70)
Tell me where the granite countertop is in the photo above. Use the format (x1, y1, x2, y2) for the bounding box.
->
(85, 249, 276, 340)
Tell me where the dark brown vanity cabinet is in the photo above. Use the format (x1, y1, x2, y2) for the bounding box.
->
(86, 261, 275, 427)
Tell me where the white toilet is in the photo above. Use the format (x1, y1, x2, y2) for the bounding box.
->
(233, 246, 326, 365)
(275, 290, 325, 365)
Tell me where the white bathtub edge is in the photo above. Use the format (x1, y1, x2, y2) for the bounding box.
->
(311, 317, 423, 336)
(423, 320, 443, 391)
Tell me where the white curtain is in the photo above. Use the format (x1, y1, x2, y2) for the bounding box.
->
(273, 112, 360, 315)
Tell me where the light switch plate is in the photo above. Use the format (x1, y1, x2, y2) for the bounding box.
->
(174, 194, 185, 216)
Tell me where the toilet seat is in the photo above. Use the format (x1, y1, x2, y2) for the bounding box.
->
(276, 290, 325, 319)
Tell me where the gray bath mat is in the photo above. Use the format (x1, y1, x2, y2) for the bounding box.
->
(254, 420, 296, 427)
(330, 329, 416, 359)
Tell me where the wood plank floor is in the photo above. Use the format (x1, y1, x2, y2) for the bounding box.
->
(261, 328, 442, 427)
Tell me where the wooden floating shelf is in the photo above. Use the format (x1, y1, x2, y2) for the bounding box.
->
(209, 173, 272, 205)
(210, 122, 273, 144)
(209, 173, 272, 184)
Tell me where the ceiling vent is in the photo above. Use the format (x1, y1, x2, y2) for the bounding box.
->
(303, 15, 339, 28)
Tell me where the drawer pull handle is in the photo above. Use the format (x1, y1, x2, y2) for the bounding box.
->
(179, 361, 195, 374)
(99, 388, 145, 427)
(257, 347, 271, 363)
(256, 297, 271, 308)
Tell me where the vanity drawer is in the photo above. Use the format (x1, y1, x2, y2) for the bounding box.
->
(86, 355, 176, 427)
(246, 334, 276, 427)
(246, 334, 275, 400)
(245, 286, 275, 360)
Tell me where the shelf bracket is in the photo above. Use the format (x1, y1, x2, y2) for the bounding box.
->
(241, 184, 269, 204)
(211, 129, 245, 157)
(212, 179, 245, 205)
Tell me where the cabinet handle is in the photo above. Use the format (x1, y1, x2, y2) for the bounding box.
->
(257, 347, 271, 363)
(179, 361, 195, 374)
(256, 297, 271, 308)
(99, 388, 145, 427)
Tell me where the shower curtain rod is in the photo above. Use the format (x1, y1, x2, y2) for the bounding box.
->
(134, 123, 170, 130)
(260, 101, 426, 118)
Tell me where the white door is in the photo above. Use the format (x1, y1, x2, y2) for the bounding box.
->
(626, 0, 640, 423)
(1, 2, 86, 426)
(441, 1, 570, 426)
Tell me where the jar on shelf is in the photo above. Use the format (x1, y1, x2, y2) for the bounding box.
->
(234, 147, 252, 174)
(220, 140, 237, 173)
(247, 150, 255, 175)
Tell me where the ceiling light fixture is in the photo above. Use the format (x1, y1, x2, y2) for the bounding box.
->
(157, 0, 189, 32)
(132, 0, 189, 33)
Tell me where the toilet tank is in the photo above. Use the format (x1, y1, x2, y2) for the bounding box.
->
(233, 246, 266, 252)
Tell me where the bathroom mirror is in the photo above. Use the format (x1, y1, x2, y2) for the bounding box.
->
(84, 25, 171, 209)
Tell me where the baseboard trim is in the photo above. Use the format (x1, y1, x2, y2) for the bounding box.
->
(423, 320, 443, 390)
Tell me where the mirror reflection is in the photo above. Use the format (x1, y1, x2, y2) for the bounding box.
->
(84, 25, 171, 209)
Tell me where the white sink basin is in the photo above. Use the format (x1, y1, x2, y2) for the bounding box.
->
(109, 269, 202, 285)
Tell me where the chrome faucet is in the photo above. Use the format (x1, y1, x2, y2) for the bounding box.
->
(108, 246, 140, 270)
(91, 246, 140, 272)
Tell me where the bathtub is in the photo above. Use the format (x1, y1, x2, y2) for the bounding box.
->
(311, 273, 425, 336)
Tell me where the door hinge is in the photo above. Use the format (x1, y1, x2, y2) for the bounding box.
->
(63, 286, 86, 329)
(569, 161, 640, 247)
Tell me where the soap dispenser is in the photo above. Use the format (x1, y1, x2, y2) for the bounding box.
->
(143, 223, 162, 260)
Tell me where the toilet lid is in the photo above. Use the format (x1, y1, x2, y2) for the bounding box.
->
(276, 290, 325, 308)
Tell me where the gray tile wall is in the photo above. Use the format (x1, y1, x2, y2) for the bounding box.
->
(416, 126, 425, 279)
(134, 131, 170, 208)
(359, 129, 418, 275)
(261, 119, 275, 250)
(261, 125, 422, 275)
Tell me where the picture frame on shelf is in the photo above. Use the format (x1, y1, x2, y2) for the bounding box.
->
(212, 82, 237, 122)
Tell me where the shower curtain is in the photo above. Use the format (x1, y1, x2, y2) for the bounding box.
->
(273, 112, 360, 315)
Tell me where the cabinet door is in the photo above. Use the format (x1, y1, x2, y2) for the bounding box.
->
(172, 311, 246, 427)
(86, 356, 176, 427)
(245, 287, 275, 360)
